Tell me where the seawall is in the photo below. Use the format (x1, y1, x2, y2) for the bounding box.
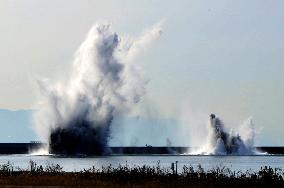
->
(0, 143, 282, 155)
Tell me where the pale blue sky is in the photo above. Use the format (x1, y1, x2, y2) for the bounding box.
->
(0, 0, 283, 145)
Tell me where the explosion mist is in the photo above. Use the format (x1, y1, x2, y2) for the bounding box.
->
(195, 114, 257, 155)
(33, 22, 163, 155)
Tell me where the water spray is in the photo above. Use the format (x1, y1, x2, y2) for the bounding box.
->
(196, 114, 257, 155)
(33, 22, 163, 155)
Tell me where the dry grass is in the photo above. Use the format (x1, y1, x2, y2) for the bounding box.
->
(0, 161, 282, 187)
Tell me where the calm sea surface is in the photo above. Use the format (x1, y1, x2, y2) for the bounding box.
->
(0, 155, 283, 173)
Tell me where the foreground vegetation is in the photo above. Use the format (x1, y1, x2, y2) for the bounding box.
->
(0, 161, 283, 187)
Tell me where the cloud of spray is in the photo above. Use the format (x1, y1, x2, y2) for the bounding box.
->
(33, 22, 163, 155)
(180, 99, 263, 155)
(180, 105, 209, 148)
(192, 114, 258, 155)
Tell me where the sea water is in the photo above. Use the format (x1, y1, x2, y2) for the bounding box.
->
(0, 155, 283, 173)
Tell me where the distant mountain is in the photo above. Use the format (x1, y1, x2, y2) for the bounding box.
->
(0, 109, 185, 146)
(109, 116, 186, 147)
(0, 109, 38, 143)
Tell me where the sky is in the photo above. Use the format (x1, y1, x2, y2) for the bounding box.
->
(0, 0, 283, 145)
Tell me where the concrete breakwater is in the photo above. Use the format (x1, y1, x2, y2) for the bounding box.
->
(0, 143, 282, 155)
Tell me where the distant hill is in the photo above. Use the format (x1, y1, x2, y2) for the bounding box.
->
(0, 109, 184, 146)
(0, 109, 38, 142)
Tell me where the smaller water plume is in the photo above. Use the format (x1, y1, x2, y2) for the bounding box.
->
(29, 145, 50, 156)
(193, 114, 257, 155)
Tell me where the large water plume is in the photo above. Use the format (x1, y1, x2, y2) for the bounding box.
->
(33, 22, 163, 155)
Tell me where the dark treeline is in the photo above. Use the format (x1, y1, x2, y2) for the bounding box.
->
(0, 161, 283, 187)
